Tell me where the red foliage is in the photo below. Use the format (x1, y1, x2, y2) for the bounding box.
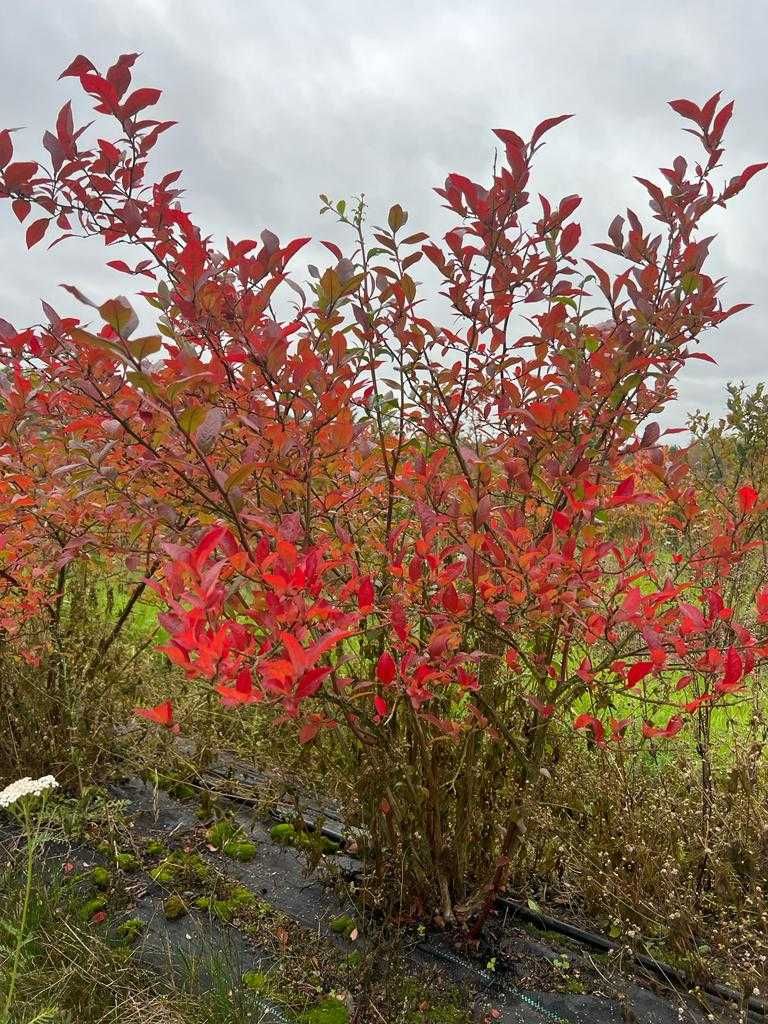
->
(0, 55, 766, 759)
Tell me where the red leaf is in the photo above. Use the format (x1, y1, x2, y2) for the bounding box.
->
(668, 98, 702, 125)
(738, 485, 758, 514)
(376, 651, 397, 685)
(574, 713, 606, 747)
(134, 700, 175, 728)
(321, 240, 343, 261)
(560, 221, 581, 256)
(441, 582, 461, 613)
(299, 720, 321, 744)
(12, 198, 30, 223)
(4, 161, 38, 190)
(552, 510, 570, 531)
(80, 74, 119, 110)
(121, 87, 162, 119)
(25, 217, 49, 249)
(279, 236, 312, 265)
(612, 475, 635, 501)
(374, 695, 388, 717)
(716, 646, 744, 693)
(531, 114, 573, 147)
(0, 129, 11, 168)
(710, 100, 734, 143)
(525, 695, 554, 718)
(738, 162, 768, 189)
(60, 54, 96, 79)
(686, 351, 718, 365)
(191, 524, 228, 572)
(679, 602, 707, 634)
(358, 576, 375, 611)
(642, 715, 684, 740)
(56, 101, 74, 143)
(684, 693, 713, 714)
(294, 666, 332, 700)
(626, 661, 654, 688)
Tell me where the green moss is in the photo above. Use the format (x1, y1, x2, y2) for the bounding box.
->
(268, 821, 339, 855)
(212, 898, 236, 922)
(150, 864, 176, 884)
(243, 970, 274, 994)
(170, 782, 197, 801)
(329, 914, 356, 939)
(150, 850, 211, 887)
(78, 895, 107, 922)
(204, 885, 256, 923)
(223, 839, 258, 861)
(206, 819, 239, 849)
(115, 852, 140, 872)
(314, 835, 341, 855)
(154, 771, 197, 802)
(229, 885, 256, 908)
(565, 980, 586, 995)
(144, 839, 166, 857)
(163, 894, 188, 920)
(89, 866, 111, 890)
(423, 1009, 466, 1024)
(299, 998, 350, 1024)
(270, 822, 296, 845)
(205, 818, 257, 861)
(115, 918, 145, 943)
(397, 977, 470, 1024)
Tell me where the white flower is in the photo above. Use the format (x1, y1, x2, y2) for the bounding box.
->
(0, 775, 59, 808)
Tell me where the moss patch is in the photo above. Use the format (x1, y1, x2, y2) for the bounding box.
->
(115, 917, 145, 943)
(115, 852, 140, 872)
(299, 997, 350, 1024)
(89, 866, 111, 890)
(77, 895, 107, 922)
(329, 914, 356, 939)
(163, 894, 188, 920)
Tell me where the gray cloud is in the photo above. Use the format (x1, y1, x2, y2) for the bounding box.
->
(0, 0, 765, 427)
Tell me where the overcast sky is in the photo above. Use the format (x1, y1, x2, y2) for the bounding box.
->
(0, 0, 766, 428)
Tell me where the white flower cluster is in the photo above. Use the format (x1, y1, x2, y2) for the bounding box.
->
(0, 775, 59, 808)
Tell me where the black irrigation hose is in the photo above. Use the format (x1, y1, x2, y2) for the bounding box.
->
(498, 897, 768, 1021)
(203, 771, 768, 1022)
(418, 941, 571, 1023)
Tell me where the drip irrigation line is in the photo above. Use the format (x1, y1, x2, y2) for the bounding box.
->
(498, 897, 767, 1021)
(255, 997, 293, 1024)
(199, 767, 767, 1022)
(419, 941, 571, 1023)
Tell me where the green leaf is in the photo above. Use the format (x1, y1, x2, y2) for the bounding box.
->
(177, 406, 207, 435)
(681, 270, 699, 295)
(99, 296, 139, 338)
(387, 204, 408, 232)
(70, 328, 124, 359)
(225, 463, 257, 490)
(126, 371, 158, 395)
(127, 335, 162, 360)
